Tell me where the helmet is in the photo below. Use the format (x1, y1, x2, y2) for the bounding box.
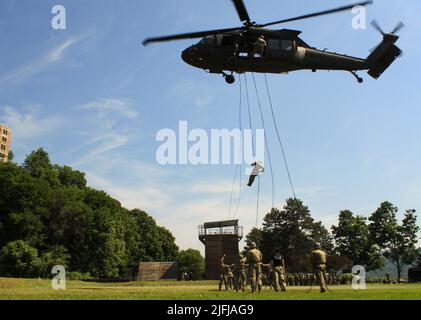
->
(249, 242, 257, 249)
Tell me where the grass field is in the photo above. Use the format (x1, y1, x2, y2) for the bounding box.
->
(1, 278, 421, 300)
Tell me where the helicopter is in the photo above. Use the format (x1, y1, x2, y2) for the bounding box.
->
(143, 0, 403, 84)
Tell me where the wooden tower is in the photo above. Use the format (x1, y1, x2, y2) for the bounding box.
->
(198, 220, 243, 280)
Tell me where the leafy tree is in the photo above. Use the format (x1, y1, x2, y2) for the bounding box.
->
(157, 226, 179, 262)
(129, 209, 165, 262)
(0, 162, 50, 248)
(261, 199, 315, 258)
(22, 148, 59, 186)
(244, 198, 335, 272)
(7, 150, 14, 162)
(332, 210, 383, 271)
(244, 227, 263, 250)
(0, 241, 42, 278)
(416, 248, 421, 267)
(369, 202, 399, 247)
(56, 165, 86, 188)
(310, 221, 335, 254)
(91, 208, 127, 278)
(0, 149, 180, 279)
(38, 245, 71, 277)
(369, 204, 420, 282)
(177, 249, 204, 280)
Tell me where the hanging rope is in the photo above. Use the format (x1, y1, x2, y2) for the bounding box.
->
(244, 73, 261, 227)
(228, 73, 297, 226)
(228, 164, 239, 218)
(264, 74, 297, 199)
(229, 74, 243, 219)
(256, 176, 261, 227)
(251, 73, 275, 209)
(233, 74, 244, 219)
(244, 74, 255, 153)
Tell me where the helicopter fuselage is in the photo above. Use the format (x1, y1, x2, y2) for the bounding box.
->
(145, 1, 402, 83)
(181, 29, 369, 76)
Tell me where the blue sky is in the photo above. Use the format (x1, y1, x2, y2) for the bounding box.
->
(1, 0, 420, 251)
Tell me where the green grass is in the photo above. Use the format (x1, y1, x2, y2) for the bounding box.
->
(1, 277, 421, 300)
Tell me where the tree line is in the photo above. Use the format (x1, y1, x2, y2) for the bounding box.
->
(0, 148, 204, 279)
(1, 149, 418, 281)
(245, 198, 420, 282)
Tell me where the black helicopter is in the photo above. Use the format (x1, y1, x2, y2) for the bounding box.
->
(143, 0, 403, 84)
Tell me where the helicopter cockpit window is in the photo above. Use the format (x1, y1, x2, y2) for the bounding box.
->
(268, 40, 280, 50)
(280, 40, 293, 51)
(201, 36, 215, 45)
(268, 39, 294, 51)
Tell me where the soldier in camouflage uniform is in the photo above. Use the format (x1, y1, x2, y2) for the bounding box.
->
(227, 266, 235, 290)
(260, 263, 272, 290)
(270, 248, 287, 292)
(233, 253, 247, 292)
(311, 243, 328, 293)
(246, 242, 263, 293)
(218, 254, 231, 291)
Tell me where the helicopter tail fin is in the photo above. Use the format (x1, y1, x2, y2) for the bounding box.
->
(366, 36, 402, 79)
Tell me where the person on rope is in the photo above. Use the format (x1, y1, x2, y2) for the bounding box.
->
(247, 161, 264, 187)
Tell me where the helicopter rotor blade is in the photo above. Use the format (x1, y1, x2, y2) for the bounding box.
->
(391, 21, 405, 34)
(369, 20, 404, 52)
(142, 27, 241, 46)
(231, 0, 251, 24)
(260, 1, 373, 28)
(371, 20, 385, 35)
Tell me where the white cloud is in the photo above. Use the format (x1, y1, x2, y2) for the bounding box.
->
(79, 98, 139, 119)
(71, 133, 132, 166)
(61, 97, 141, 166)
(49, 37, 83, 62)
(0, 32, 91, 86)
(85, 170, 173, 213)
(189, 180, 235, 194)
(0, 105, 63, 140)
(80, 161, 273, 253)
(295, 186, 329, 198)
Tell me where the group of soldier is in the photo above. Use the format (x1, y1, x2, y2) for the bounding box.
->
(285, 272, 339, 287)
(219, 242, 331, 293)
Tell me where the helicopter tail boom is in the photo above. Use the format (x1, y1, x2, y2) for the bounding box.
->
(366, 20, 404, 79)
(367, 42, 402, 79)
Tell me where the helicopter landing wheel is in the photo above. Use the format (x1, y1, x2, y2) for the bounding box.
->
(350, 71, 363, 84)
(224, 74, 235, 84)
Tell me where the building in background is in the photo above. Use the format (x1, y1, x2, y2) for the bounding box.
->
(0, 125, 11, 162)
(199, 220, 243, 280)
(137, 262, 178, 281)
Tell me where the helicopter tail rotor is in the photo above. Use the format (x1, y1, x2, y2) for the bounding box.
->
(367, 20, 403, 79)
(369, 20, 404, 52)
(371, 20, 405, 38)
(391, 21, 405, 35)
(370, 20, 386, 36)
